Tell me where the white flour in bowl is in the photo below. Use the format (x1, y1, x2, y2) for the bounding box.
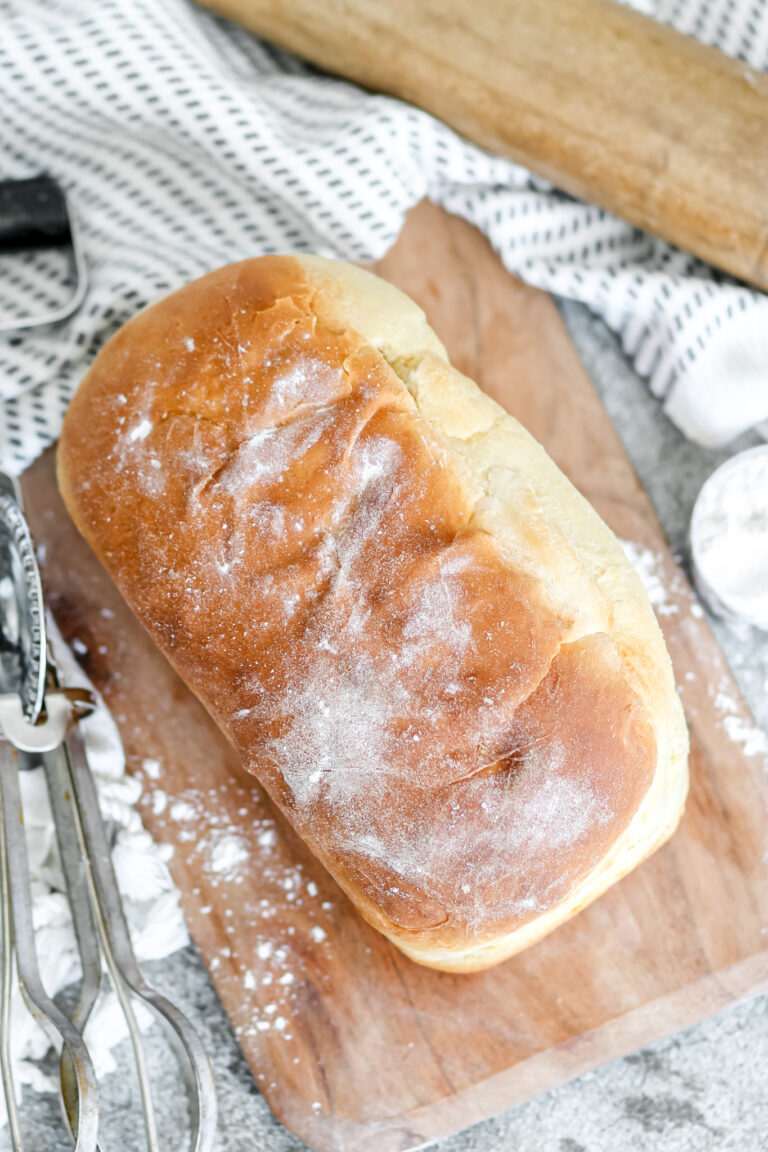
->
(691, 447, 768, 632)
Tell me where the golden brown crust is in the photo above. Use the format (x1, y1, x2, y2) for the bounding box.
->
(58, 255, 688, 971)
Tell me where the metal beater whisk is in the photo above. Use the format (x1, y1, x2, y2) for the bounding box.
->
(0, 470, 217, 1151)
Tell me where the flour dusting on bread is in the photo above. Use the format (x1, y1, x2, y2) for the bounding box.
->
(58, 254, 688, 971)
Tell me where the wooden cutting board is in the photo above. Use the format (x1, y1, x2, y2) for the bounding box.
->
(22, 201, 768, 1152)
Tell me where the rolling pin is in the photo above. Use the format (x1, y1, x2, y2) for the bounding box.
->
(198, 0, 768, 290)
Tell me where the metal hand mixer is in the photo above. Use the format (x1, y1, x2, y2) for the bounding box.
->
(0, 470, 217, 1151)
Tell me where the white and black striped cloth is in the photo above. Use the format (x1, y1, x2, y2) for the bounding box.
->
(1, 0, 767, 470)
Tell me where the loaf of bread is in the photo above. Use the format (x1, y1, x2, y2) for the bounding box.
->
(58, 256, 689, 972)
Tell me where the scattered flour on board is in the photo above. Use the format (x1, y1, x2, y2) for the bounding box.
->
(169, 798, 197, 823)
(691, 448, 768, 631)
(208, 832, 250, 878)
(622, 539, 768, 761)
(713, 684, 768, 758)
(162, 782, 334, 1042)
(620, 539, 679, 617)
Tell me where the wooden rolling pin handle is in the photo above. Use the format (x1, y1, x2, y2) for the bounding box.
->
(199, 0, 768, 291)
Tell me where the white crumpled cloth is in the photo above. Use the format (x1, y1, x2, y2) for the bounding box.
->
(1, 0, 767, 465)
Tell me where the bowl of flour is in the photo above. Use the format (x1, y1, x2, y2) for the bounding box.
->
(690, 446, 768, 633)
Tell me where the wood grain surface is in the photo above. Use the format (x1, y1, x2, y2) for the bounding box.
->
(22, 202, 768, 1152)
(199, 0, 768, 290)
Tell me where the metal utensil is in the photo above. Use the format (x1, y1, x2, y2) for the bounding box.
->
(0, 175, 88, 335)
(0, 470, 217, 1151)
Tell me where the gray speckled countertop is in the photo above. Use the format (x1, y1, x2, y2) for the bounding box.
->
(9, 300, 768, 1152)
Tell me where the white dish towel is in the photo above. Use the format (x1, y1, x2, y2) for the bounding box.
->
(0, 0, 767, 470)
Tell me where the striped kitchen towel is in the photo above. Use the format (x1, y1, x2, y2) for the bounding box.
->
(0, 0, 767, 469)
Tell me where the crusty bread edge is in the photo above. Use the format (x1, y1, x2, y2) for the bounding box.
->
(300, 255, 689, 973)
